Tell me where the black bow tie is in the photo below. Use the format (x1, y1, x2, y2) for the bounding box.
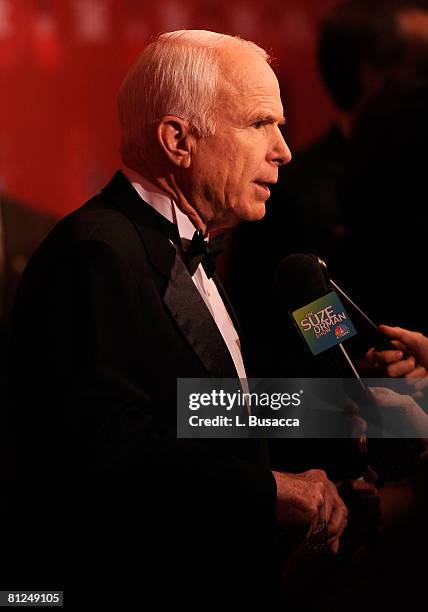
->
(184, 230, 225, 278)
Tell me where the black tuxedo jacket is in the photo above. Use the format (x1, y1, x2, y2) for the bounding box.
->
(8, 171, 278, 606)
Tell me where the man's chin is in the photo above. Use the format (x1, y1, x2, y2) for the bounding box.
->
(245, 201, 267, 222)
(208, 202, 266, 231)
(229, 205, 266, 225)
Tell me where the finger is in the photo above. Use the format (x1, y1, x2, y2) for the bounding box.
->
(338, 478, 376, 496)
(365, 347, 377, 365)
(306, 481, 327, 536)
(391, 340, 407, 351)
(365, 465, 379, 484)
(405, 366, 427, 380)
(370, 387, 414, 410)
(379, 325, 422, 352)
(327, 507, 348, 551)
(412, 376, 428, 391)
(371, 349, 404, 366)
(319, 479, 343, 535)
(326, 496, 348, 539)
(348, 479, 377, 494)
(386, 356, 416, 377)
(320, 487, 334, 526)
(329, 537, 340, 554)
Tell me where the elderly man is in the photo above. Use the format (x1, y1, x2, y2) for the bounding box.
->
(8, 31, 347, 606)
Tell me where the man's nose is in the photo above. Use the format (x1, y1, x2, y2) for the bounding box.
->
(269, 131, 292, 166)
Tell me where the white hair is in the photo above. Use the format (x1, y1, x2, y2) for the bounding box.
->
(117, 30, 270, 169)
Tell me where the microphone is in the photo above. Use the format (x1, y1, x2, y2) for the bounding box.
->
(275, 253, 394, 353)
(275, 253, 330, 312)
(275, 253, 367, 384)
(316, 256, 396, 352)
(275, 253, 419, 481)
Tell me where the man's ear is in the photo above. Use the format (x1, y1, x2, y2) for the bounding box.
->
(156, 116, 195, 168)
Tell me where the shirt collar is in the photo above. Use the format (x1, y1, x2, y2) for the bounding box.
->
(122, 167, 197, 242)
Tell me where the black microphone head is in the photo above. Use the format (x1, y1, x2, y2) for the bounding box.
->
(275, 253, 330, 311)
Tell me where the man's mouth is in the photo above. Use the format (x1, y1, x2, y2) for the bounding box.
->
(253, 180, 275, 196)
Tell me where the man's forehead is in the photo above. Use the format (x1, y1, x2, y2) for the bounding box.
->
(219, 51, 281, 101)
(219, 42, 276, 86)
(220, 70, 283, 116)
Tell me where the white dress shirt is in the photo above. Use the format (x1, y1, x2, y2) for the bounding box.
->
(122, 168, 248, 383)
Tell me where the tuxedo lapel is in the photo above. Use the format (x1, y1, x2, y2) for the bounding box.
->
(164, 251, 238, 378)
(101, 171, 239, 378)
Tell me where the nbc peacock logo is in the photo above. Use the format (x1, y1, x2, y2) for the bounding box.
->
(334, 324, 350, 339)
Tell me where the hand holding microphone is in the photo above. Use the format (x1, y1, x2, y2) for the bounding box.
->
(275, 253, 422, 478)
(366, 326, 428, 382)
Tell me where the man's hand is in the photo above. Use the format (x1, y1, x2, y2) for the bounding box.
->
(365, 325, 428, 380)
(273, 469, 348, 554)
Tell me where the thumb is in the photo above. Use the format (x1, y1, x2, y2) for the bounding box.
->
(364, 465, 378, 484)
(379, 325, 419, 351)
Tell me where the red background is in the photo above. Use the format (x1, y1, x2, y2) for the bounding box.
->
(0, 0, 341, 217)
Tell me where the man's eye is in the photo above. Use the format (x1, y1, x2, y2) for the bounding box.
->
(252, 120, 264, 129)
